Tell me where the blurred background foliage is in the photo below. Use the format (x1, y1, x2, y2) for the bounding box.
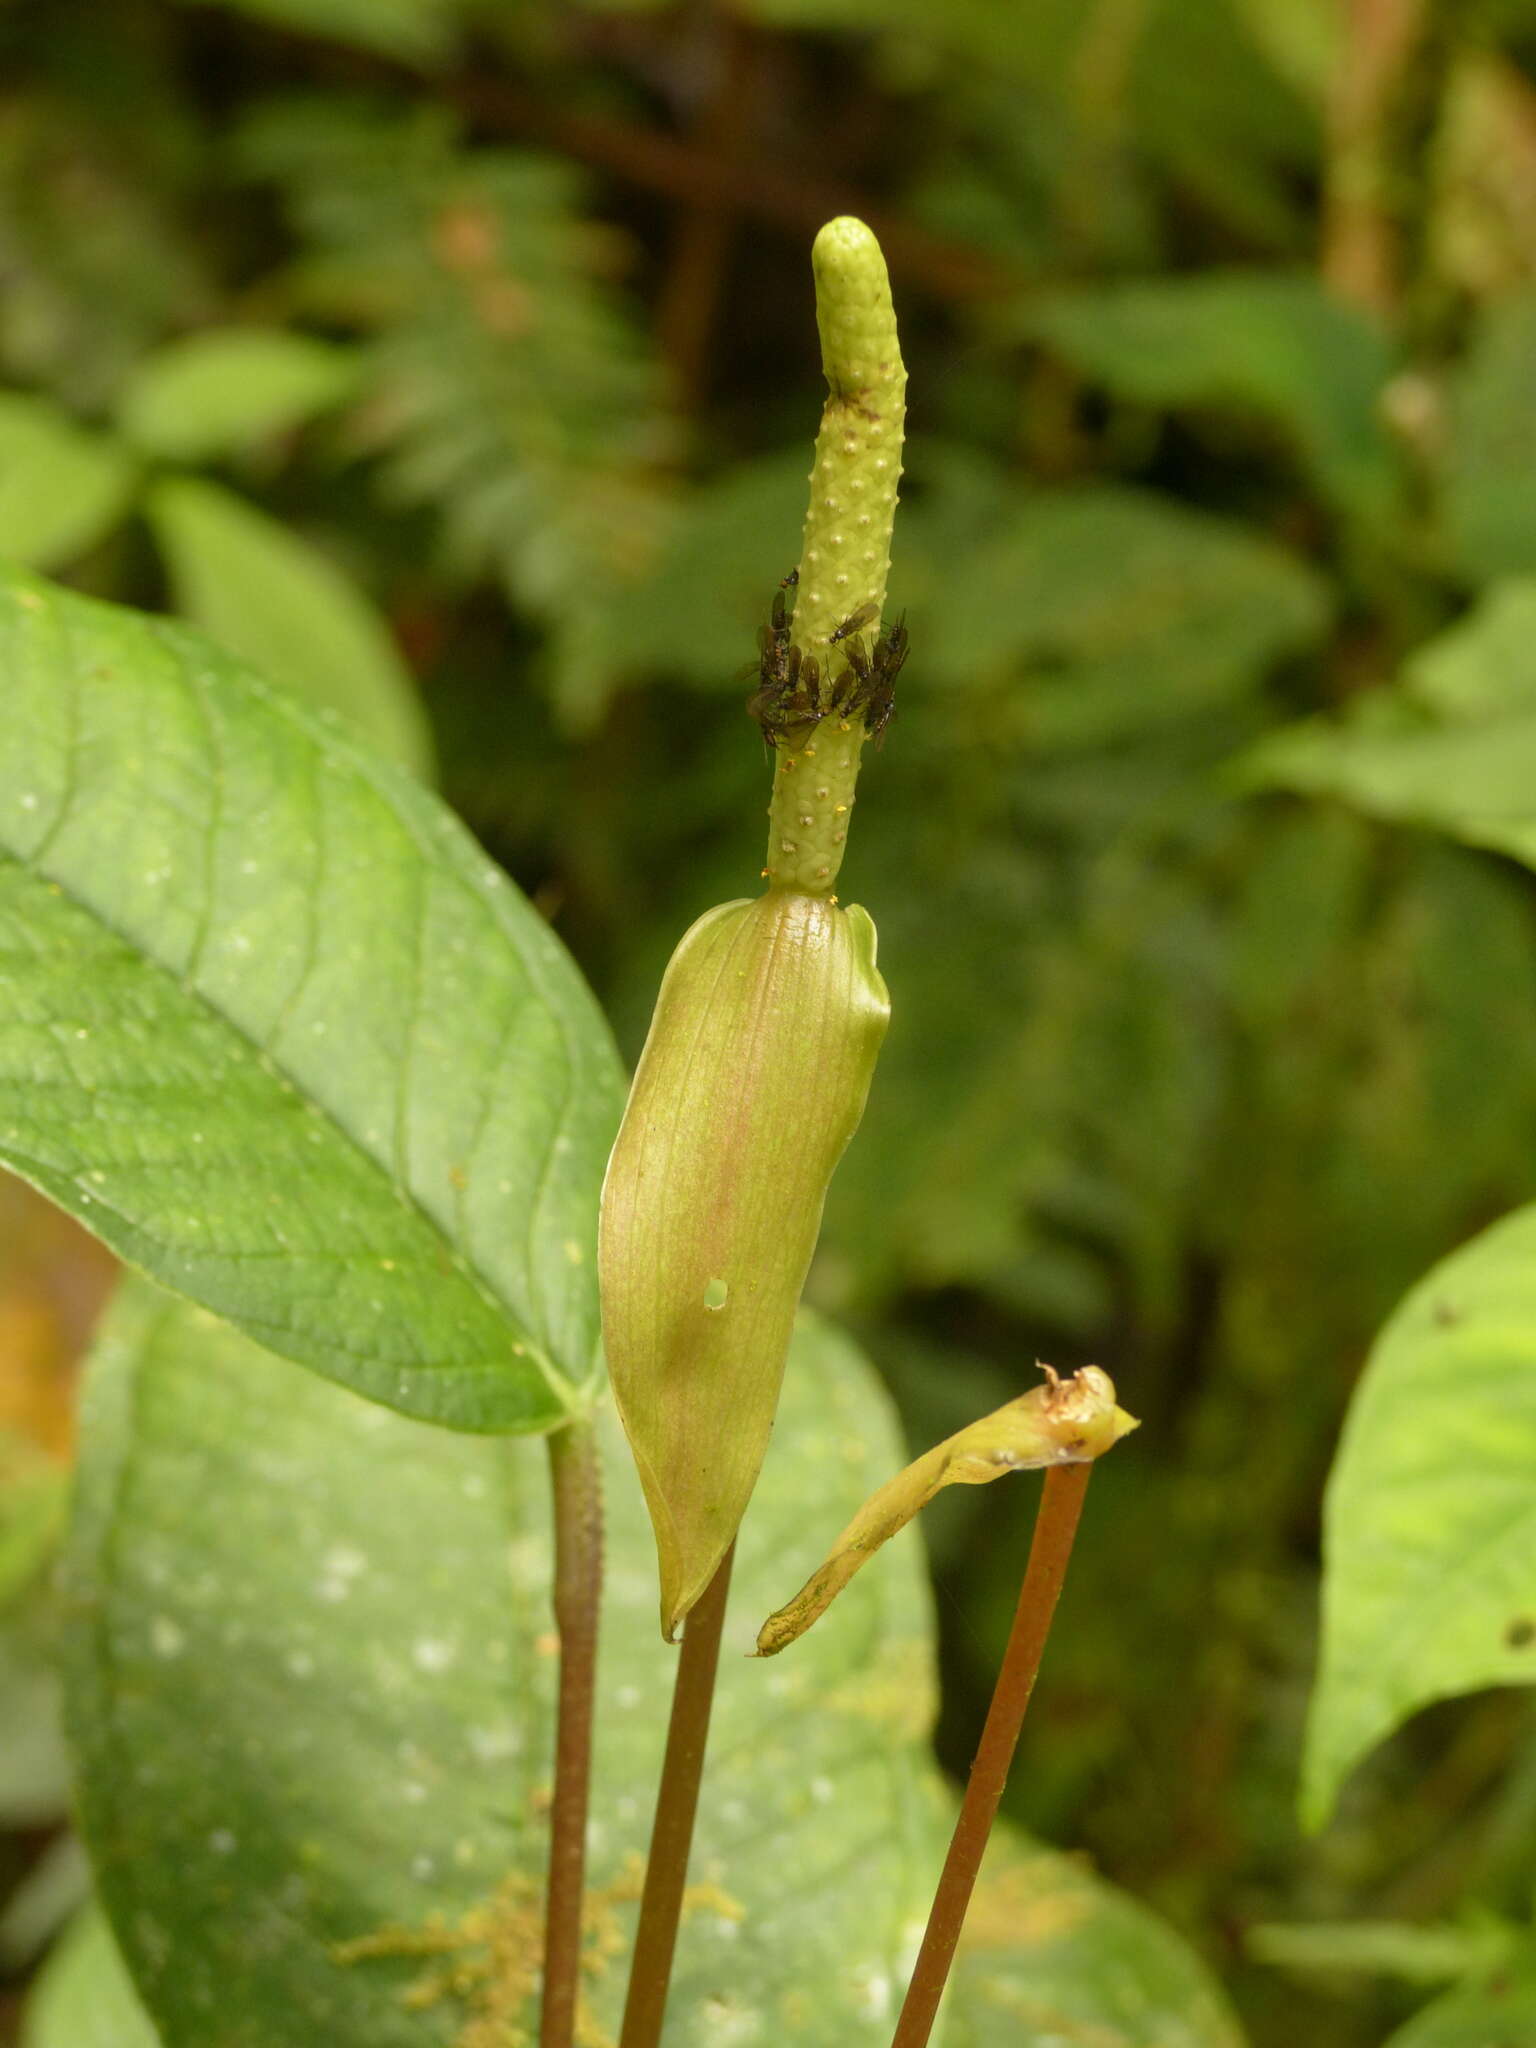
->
(6, 0, 1536, 2042)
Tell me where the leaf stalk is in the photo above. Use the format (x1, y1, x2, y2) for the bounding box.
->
(890, 1462, 1092, 2048)
(618, 1545, 736, 2048)
(541, 1418, 604, 2048)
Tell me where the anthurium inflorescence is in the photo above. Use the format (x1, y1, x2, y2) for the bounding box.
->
(599, 217, 905, 1638)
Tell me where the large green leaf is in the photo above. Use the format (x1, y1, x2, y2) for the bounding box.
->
(0, 565, 624, 1430)
(65, 1286, 937, 2047)
(1242, 579, 1536, 871)
(117, 331, 360, 463)
(0, 394, 137, 571)
(1304, 1205, 1536, 1826)
(148, 478, 433, 779)
(1026, 272, 1396, 522)
(63, 1281, 1239, 2047)
(22, 1906, 159, 2048)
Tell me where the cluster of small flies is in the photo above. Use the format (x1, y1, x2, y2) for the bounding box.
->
(745, 569, 908, 751)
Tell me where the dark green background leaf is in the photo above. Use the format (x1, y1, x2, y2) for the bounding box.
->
(1243, 580, 1536, 870)
(1027, 273, 1396, 522)
(148, 477, 434, 779)
(117, 331, 359, 462)
(923, 485, 1331, 747)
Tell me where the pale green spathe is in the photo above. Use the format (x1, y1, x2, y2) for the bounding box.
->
(600, 888, 889, 1637)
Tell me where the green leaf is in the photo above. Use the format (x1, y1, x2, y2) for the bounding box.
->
(1443, 289, 1536, 583)
(1242, 579, 1536, 871)
(147, 477, 433, 777)
(64, 1285, 938, 2046)
(1304, 1204, 1536, 1826)
(0, 1430, 67, 1606)
(947, 1824, 1243, 2047)
(1383, 1960, 1536, 2048)
(64, 1280, 1237, 2047)
(1249, 1914, 1515, 1987)
(0, 1590, 71, 1826)
(22, 1906, 159, 2048)
(1026, 272, 1395, 521)
(591, 448, 805, 691)
(0, 394, 137, 570)
(0, 564, 624, 1430)
(117, 331, 360, 462)
(924, 485, 1331, 747)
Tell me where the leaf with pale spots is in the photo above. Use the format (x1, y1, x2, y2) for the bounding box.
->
(0, 564, 624, 1431)
(64, 1286, 938, 2047)
(64, 1283, 1237, 2047)
(946, 1825, 1243, 2047)
(1304, 1203, 1536, 1826)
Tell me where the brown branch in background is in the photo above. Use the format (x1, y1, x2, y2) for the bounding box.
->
(654, 14, 758, 410)
(541, 1420, 604, 2048)
(890, 1463, 1093, 2048)
(1323, 0, 1429, 314)
(460, 78, 1011, 304)
(618, 1545, 736, 2048)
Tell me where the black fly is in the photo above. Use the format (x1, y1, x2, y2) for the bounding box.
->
(828, 601, 877, 645)
(861, 615, 907, 745)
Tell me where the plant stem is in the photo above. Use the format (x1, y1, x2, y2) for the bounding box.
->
(890, 1463, 1092, 2048)
(541, 1418, 604, 2048)
(619, 1544, 736, 2048)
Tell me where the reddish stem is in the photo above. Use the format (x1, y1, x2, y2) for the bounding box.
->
(541, 1420, 604, 2048)
(618, 1545, 736, 2048)
(890, 1463, 1092, 2048)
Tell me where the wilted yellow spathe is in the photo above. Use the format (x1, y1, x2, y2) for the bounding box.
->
(756, 1365, 1138, 1655)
